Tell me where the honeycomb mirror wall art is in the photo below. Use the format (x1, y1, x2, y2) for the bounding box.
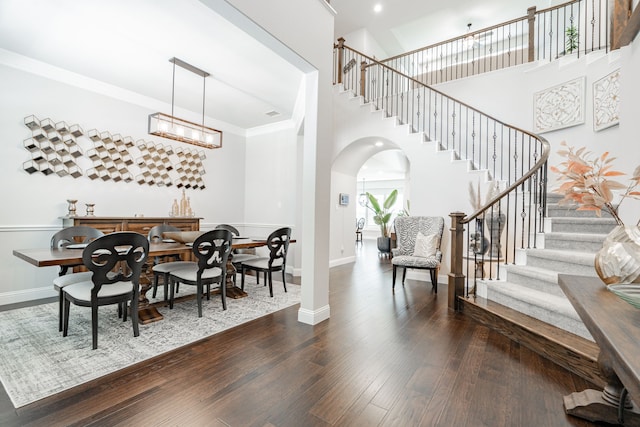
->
(22, 115, 207, 190)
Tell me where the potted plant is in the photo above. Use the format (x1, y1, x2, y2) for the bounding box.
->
(366, 189, 398, 254)
(565, 25, 579, 54)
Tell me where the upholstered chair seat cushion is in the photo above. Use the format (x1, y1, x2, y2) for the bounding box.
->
(392, 255, 439, 268)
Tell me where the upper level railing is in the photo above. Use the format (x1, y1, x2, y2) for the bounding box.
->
(378, 0, 610, 86)
(333, 41, 550, 310)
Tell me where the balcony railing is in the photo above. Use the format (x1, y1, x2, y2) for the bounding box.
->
(376, 0, 610, 86)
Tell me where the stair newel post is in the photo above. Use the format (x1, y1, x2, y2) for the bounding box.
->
(527, 6, 537, 62)
(448, 212, 466, 311)
(360, 61, 368, 102)
(336, 37, 345, 85)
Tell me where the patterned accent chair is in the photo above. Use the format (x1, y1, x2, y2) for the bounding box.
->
(391, 216, 445, 292)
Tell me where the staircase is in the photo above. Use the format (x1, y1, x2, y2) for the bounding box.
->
(462, 193, 617, 386)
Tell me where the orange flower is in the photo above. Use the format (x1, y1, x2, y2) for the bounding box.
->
(550, 141, 640, 226)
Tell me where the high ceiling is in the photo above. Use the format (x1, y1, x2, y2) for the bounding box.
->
(0, 0, 304, 131)
(332, 0, 562, 57)
(0, 0, 562, 181)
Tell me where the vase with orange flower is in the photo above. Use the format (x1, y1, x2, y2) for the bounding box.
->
(551, 141, 640, 286)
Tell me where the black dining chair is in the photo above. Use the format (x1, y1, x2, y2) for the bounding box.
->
(62, 232, 149, 350)
(215, 224, 259, 284)
(240, 227, 291, 297)
(168, 229, 233, 317)
(148, 224, 192, 301)
(51, 226, 104, 331)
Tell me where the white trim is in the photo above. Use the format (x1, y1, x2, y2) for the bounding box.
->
(297, 304, 330, 325)
(0, 286, 55, 306)
(329, 256, 355, 268)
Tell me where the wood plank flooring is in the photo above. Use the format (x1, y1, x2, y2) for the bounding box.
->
(0, 241, 596, 426)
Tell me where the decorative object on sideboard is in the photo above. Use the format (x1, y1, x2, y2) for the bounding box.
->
(551, 141, 640, 286)
(66, 199, 78, 217)
(148, 57, 223, 150)
(85, 203, 95, 216)
(22, 115, 84, 178)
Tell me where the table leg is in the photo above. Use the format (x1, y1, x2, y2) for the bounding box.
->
(564, 352, 640, 425)
(225, 253, 248, 299)
(135, 260, 164, 324)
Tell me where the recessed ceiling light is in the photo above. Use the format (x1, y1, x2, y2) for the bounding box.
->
(265, 110, 281, 117)
(373, 4, 382, 13)
(375, 141, 383, 147)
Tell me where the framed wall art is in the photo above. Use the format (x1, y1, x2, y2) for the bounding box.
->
(593, 69, 620, 131)
(533, 76, 585, 133)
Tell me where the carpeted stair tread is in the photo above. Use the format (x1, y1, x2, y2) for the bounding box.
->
(503, 265, 564, 296)
(481, 280, 592, 339)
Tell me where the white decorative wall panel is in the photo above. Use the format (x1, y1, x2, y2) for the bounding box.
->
(593, 69, 620, 131)
(533, 76, 585, 133)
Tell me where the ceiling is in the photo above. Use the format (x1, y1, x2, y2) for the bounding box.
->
(331, 0, 562, 57)
(0, 0, 561, 180)
(0, 0, 304, 130)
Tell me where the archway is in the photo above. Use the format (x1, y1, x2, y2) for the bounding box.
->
(330, 136, 410, 266)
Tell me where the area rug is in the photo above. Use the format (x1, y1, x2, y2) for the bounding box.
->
(0, 278, 300, 408)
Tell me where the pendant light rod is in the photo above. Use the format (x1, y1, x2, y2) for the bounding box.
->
(169, 57, 210, 78)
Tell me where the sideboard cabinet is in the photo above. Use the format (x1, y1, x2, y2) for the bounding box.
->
(61, 216, 200, 235)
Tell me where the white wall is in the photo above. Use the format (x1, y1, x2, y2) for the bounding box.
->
(329, 170, 357, 264)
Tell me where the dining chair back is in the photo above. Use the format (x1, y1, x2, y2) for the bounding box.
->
(51, 226, 104, 331)
(148, 224, 191, 300)
(62, 232, 149, 349)
(215, 224, 259, 284)
(240, 227, 291, 297)
(168, 229, 233, 317)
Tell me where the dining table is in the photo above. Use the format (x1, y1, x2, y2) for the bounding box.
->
(13, 235, 288, 324)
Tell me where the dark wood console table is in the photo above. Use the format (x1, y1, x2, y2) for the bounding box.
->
(558, 274, 640, 426)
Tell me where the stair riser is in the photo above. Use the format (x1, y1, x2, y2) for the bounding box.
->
(501, 271, 564, 297)
(543, 238, 604, 252)
(526, 255, 596, 276)
(550, 222, 616, 234)
(486, 289, 591, 340)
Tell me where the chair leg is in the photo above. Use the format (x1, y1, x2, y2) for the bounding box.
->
(263, 271, 267, 286)
(131, 296, 139, 337)
(392, 265, 397, 289)
(152, 273, 159, 298)
(241, 266, 246, 291)
(221, 279, 227, 310)
(162, 273, 169, 301)
(58, 290, 64, 332)
(196, 282, 203, 318)
(282, 269, 287, 293)
(169, 277, 175, 309)
(401, 267, 407, 284)
(62, 297, 70, 337)
(430, 269, 438, 293)
(91, 304, 99, 350)
(268, 271, 273, 297)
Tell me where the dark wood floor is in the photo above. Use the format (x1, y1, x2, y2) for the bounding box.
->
(0, 241, 597, 427)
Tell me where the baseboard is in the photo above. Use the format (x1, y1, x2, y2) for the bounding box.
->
(0, 286, 56, 306)
(298, 304, 330, 325)
(329, 256, 355, 268)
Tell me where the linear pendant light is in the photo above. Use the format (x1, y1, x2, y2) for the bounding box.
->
(148, 57, 222, 149)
